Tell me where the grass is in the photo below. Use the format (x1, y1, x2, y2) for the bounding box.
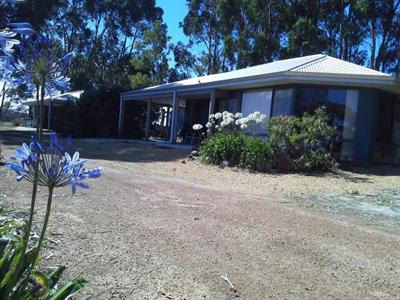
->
(296, 188, 400, 226)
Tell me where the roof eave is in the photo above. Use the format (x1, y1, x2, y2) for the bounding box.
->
(121, 71, 400, 100)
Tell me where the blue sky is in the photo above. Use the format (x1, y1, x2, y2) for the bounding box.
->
(156, 0, 189, 47)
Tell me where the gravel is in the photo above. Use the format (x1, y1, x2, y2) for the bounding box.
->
(0, 134, 399, 299)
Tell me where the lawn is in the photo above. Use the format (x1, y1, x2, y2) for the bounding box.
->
(1, 129, 400, 299)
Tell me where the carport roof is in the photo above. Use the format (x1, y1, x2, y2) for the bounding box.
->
(121, 54, 400, 99)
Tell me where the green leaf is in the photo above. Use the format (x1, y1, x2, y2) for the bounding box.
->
(46, 277, 87, 300)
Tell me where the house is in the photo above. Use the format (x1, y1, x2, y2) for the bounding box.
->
(119, 54, 400, 164)
(24, 90, 83, 129)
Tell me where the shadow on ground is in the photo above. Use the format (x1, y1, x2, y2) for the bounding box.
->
(2, 128, 400, 171)
(0, 129, 190, 163)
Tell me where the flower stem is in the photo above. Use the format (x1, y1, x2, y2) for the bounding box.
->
(4, 83, 46, 299)
(33, 186, 54, 263)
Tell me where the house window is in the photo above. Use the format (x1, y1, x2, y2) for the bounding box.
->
(340, 90, 359, 161)
(241, 89, 273, 118)
(294, 87, 358, 161)
(272, 88, 294, 116)
(327, 89, 347, 155)
(294, 87, 326, 115)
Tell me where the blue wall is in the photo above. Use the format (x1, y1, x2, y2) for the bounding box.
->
(353, 89, 379, 163)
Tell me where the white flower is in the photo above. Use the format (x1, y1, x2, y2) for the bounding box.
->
(192, 124, 203, 131)
(205, 122, 212, 128)
(225, 117, 234, 125)
(235, 119, 241, 126)
(221, 121, 227, 127)
(222, 111, 229, 116)
(209, 114, 215, 120)
(235, 112, 243, 118)
(240, 124, 248, 130)
(215, 112, 222, 119)
(240, 117, 249, 124)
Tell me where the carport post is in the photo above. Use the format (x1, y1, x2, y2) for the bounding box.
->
(118, 96, 125, 134)
(169, 91, 177, 144)
(209, 89, 216, 116)
(145, 98, 151, 140)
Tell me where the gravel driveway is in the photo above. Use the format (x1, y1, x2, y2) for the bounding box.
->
(1, 131, 399, 299)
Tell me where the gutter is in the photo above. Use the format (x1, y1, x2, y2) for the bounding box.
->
(121, 71, 400, 100)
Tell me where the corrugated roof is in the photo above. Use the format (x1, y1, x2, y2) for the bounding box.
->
(122, 54, 395, 96)
(290, 56, 389, 76)
(142, 54, 325, 92)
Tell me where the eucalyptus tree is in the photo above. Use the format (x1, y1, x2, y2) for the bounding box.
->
(129, 20, 170, 89)
(363, 0, 400, 74)
(181, 0, 228, 75)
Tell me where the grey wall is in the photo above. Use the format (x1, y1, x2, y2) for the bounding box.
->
(353, 89, 379, 163)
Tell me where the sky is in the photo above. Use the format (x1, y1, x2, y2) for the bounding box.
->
(156, 0, 190, 47)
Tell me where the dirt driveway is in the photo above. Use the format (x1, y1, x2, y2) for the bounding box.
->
(1, 132, 400, 299)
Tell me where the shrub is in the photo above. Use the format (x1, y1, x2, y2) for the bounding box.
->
(267, 107, 336, 171)
(200, 133, 246, 165)
(240, 137, 275, 171)
(11, 118, 21, 127)
(0, 138, 2, 162)
(199, 107, 337, 172)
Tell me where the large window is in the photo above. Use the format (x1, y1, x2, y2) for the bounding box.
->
(294, 87, 358, 160)
(294, 87, 326, 115)
(272, 88, 294, 116)
(241, 89, 272, 117)
(340, 90, 359, 161)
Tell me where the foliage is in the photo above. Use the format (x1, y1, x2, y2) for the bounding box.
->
(129, 20, 170, 89)
(1, 5, 101, 298)
(11, 117, 20, 126)
(199, 107, 336, 172)
(205, 111, 266, 136)
(65, 87, 121, 138)
(0, 209, 87, 300)
(181, 0, 400, 76)
(240, 137, 275, 172)
(267, 107, 336, 171)
(2, 134, 101, 299)
(200, 133, 246, 166)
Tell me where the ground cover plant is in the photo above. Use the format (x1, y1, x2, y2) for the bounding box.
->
(196, 107, 336, 172)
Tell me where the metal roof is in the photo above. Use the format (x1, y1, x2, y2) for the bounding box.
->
(291, 55, 389, 76)
(24, 90, 84, 106)
(121, 54, 399, 99)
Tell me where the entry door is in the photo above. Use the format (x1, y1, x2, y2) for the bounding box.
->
(241, 89, 273, 118)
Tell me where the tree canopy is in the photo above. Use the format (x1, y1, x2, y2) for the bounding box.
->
(1, 0, 399, 93)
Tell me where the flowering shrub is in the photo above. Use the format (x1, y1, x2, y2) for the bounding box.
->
(267, 107, 336, 171)
(205, 111, 267, 135)
(198, 107, 336, 172)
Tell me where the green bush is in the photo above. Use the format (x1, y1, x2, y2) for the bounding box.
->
(199, 107, 336, 172)
(0, 138, 2, 162)
(240, 137, 275, 171)
(0, 209, 87, 299)
(267, 106, 335, 171)
(11, 118, 21, 127)
(200, 133, 246, 165)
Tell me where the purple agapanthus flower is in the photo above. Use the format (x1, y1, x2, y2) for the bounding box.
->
(0, 23, 33, 55)
(7, 133, 102, 194)
(11, 36, 73, 98)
